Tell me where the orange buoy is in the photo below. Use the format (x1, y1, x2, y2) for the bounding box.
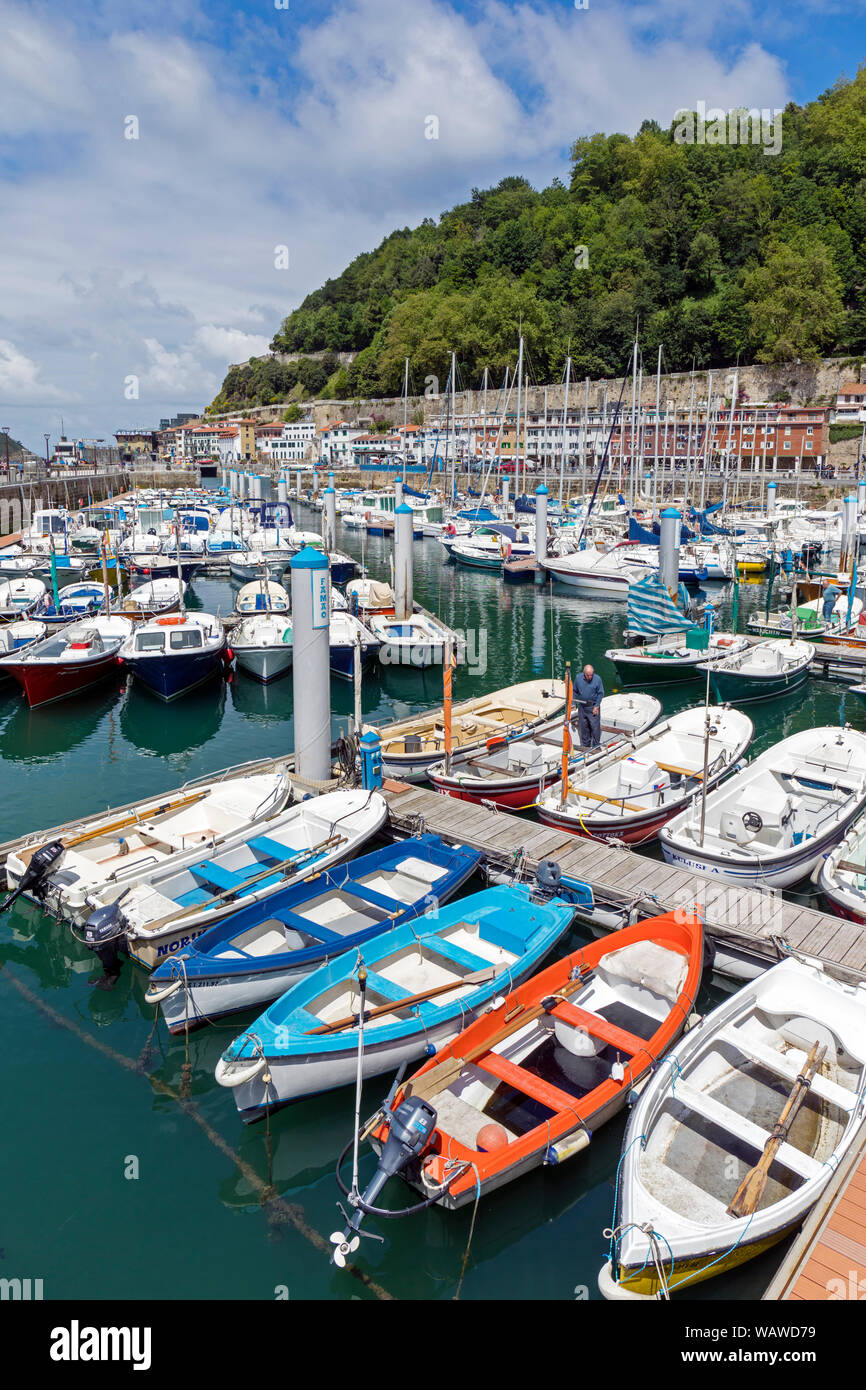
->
(476, 1123, 509, 1152)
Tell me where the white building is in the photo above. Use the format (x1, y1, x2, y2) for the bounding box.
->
(256, 419, 316, 463)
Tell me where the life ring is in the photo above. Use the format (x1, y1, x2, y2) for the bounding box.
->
(157, 615, 185, 626)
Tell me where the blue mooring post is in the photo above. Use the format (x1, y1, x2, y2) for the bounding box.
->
(360, 729, 382, 790)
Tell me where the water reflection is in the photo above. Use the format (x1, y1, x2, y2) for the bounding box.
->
(120, 678, 227, 756)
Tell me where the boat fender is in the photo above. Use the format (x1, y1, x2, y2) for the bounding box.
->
(597, 1258, 658, 1302)
(544, 1126, 591, 1165)
(214, 1053, 267, 1088)
(684, 1012, 703, 1032)
(145, 977, 184, 1005)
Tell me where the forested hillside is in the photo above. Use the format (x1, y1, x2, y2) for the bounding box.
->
(210, 70, 866, 412)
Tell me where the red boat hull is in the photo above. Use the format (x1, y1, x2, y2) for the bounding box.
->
(428, 769, 558, 810)
(535, 802, 678, 844)
(6, 653, 121, 708)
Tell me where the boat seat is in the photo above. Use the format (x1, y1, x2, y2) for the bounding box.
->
(550, 1001, 647, 1057)
(189, 859, 245, 892)
(340, 881, 405, 913)
(247, 835, 293, 863)
(432, 932, 504, 974)
(474, 1050, 581, 1114)
(434, 1089, 518, 1147)
(358, 969, 418, 1004)
(716, 1027, 856, 1113)
(666, 1079, 824, 1184)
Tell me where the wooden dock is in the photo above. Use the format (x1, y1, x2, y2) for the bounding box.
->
(381, 782, 866, 985)
(764, 1127, 866, 1300)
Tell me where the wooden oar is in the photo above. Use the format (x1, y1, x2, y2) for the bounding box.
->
(142, 834, 346, 933)
(726, 1041, 826, 1219)
(405, 967, 593, 1102)
(837, 859, 866, 877)
(304, 966, 496, 1035)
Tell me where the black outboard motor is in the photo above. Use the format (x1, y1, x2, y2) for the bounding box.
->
(0, 840, 65, 914)
(535, 859, 562, 899)
(82, 901, 128, 990)
(330, 1093, 438, 1267)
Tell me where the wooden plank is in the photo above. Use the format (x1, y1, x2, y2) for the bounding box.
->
(810, 922, 866, 965)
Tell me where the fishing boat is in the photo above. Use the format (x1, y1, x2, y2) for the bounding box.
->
(102, 788, 388, 967)
(660, 727, 866, 889)
(214, 881, 575, 1120)
(0, 577, 47, 620)
(119, 612, 227, 700)
(372, 678, 566, 781)
(328, 907, 703, 1256)
(540, 545, 645, 598)
(39, 581, 108, 626)
(606, 630, 748, 687)
(146, 834, 482, 1033)
(4, 770, 291, 924)
(125, 553, 201, 584)
(536, 705, 754, 843)
(819, 811, 866, 923)
(427, 693, 661, 809)
(116, 577, 185, 621)
(368, 612, 463, 669)
(328, 551, 360, 586)
(329, 611, 380, 680)
(229, 551, 289, 584)
(698, 638, 814, 704)
(749, 591, 864, 640)
(600, 958, 866, 1298)
(0, 615, 132, 708)
(234, 580, 289, 615)
(0, 620, 47, 679)
(346, 578, 395, 617)
(230, 612, 293, 683)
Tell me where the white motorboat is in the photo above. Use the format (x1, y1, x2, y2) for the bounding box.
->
(229, 551, 289, 584)
(0, 577, 47, 619)
(234, 580, 290, 615)
(819, 810, 866, 924)
(660, 727, 866, 889)
(540, 545, 645, 597)
(230, 612, 293, 683)
(4, 769, 291, 925)
(601, 958, 866, 1297)
(368, 611, 463, 669)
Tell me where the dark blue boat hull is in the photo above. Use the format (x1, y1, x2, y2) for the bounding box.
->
(124, 646, 226, 701)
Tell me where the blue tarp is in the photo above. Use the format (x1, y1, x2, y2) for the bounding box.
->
(626, 572, 698, 635)
(628, 516, 695, 545)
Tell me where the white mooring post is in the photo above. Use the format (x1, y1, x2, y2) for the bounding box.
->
(323, 485, 337, 554)
(534, 484, 548, 563)
(394, 503, 414, 621)
(766, 479, 776, 514)
(290, 545, 331, 783)
(659, 506, 682, 595)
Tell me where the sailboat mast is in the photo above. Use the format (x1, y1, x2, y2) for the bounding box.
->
(515, 335, 524, 501)
(402, 356, 409, 485)
(559, 353, 571, 511)
(629, 334, 638, 511)
(653, 345, 661, 519)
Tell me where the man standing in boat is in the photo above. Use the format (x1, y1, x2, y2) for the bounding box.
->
(576, 663, 604, 749)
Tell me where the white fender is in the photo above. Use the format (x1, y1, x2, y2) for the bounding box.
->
(144, 977, 184, 1005)
(597, 1258, 658, 1301)
(214, 1053, 266, 1088)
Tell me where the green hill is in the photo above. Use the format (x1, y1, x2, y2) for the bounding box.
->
(211, 70, 866, 412)
(0, 432, 27, 459)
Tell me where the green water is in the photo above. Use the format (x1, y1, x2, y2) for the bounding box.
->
(0, 498, 857, 1301)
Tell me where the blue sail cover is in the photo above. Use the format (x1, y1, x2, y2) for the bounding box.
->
(402, 484, 431, 499)
(456, 506, 499, 522)
(627, 573, 699, 635)
(627, 516, 695, 545)
(689, 508, 732, 537)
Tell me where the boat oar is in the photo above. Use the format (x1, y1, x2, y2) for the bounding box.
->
(15, 790, 211, 864)
(143, 834, 346, 933)
(305, 966, 497, 1035)
(726, 1041, 826, 1219)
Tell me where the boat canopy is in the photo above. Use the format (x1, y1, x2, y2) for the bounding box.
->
(627, 573, 699, 636)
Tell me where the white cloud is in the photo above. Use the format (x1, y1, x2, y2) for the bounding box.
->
(0, 0, 790, 445)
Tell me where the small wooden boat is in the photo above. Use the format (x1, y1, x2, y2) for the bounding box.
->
(698, 638, 814, 704)
(146, 834, 482, 1032)
(606, 630, 748, 687)
(229, 551, 289, 584)
(108, 788, 388, 967)
(536, 705, 753, 843)
(126, 552, 201, 584)
(39, 581, 108, 626)
(119, 612, 227, 700)
(600, 958, 866, 1297)
(749, 592, 864, 639)
(369, 612, 463, 670)
(230, 613, 293, 683)
(337, 907, 703, 1233)
(214, 882, 575, 1119)
(0, 615, 132, 708)
(116, 577, 185, 621)
(818, 809, 866, 923)
(371, 678, 566, 781)
(427, 693, 661, 809)
(3, 770, 291, 924)
(659, 727, 866, 889)
(234, 580, 289, 615)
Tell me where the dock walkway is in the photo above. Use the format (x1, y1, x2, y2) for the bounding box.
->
(381, 781, 866, 985)
(764, 1126, 866, 1300)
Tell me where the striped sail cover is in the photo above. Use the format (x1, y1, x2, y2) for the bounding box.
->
(626, 572, 699, 635)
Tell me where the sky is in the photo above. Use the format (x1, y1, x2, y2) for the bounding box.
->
(0, 0, 861, 449)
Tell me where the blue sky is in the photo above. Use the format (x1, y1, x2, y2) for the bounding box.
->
(0, 0, 861, 446)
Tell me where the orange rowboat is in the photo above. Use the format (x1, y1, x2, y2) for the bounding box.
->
(355, 909, 703, 1219)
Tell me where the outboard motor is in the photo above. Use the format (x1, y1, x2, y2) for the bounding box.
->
(535, 859, 562, 899)
(0, 840, 65, 914)
(82, 901, 128, 990)
(331, 1091, 438, 1267)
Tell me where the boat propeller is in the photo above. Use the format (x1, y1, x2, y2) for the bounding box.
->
(0, 840, 65, 915)
(330, 1064, 440, 1268)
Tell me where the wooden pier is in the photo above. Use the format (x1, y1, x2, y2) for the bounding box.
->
(380, 781, 866, 986)
(764, 1126, 866, 1300)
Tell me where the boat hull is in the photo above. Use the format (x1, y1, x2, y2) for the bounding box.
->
(232, 645, 293, 683)
(611, 655, 702, 687)
(123, 647, 226, 701)
(708, 665, 810, 704)
(5, 652, 121, 708)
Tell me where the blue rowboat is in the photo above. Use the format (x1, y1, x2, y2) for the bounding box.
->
(146, 834, 483, 1033)
(214, 882, 576, 1120)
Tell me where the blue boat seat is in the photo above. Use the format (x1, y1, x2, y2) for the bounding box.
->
(360, 970, 417, 1004)
(425, 934, 493, 974)
(277, 912, 346, 947)
(190, 859, 245, 892)
(247, 835, 292, 863)
(342, 881, 403, 912)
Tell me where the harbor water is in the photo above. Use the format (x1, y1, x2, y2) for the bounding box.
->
(1, 493, 856, 1301)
